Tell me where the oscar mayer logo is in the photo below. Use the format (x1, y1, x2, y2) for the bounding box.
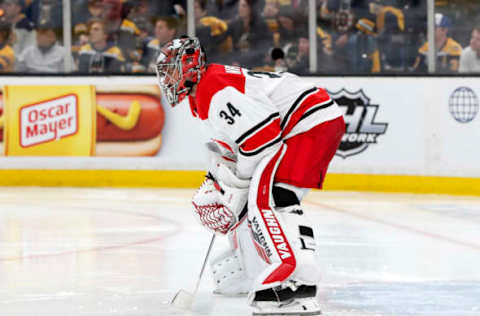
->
(19, 94, 79, 147)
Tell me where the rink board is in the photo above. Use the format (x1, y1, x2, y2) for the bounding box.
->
(0, 76, 479, 195)
(0, 170, 479, 196)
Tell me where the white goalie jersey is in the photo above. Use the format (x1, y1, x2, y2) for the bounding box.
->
(189, 64, 343, 181)
(190, 64, 343, 293)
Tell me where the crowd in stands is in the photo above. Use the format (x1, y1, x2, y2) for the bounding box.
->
(0, 0, 479, 74)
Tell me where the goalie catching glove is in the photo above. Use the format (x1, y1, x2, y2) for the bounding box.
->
(192, 172, 248, 235)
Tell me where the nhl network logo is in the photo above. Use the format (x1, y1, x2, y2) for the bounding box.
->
(328, 88, 388, 158)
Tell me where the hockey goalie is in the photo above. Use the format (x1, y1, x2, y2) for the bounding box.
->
(156, 36, 345, 315)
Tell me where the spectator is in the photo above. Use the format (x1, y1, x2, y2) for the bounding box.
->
(431, 0, 480, 48)
(127, 0, 150, 22)
(367, 0, 406, 72)
(149, 0, 186, 18)
(102, 0, 123, 34)
(16, 22, 73, 73)
(289, 0, 310, 17)
(194, 0, 230, 63)
(28, 0, 63, 29)
(2, 0, 35, 56)
(276, 6, 299, 48)
(330, 9, 353, 73)
(73, 0, 106, 36)
(262, 0, 280, 34)
(320, 0, 337, 22)
(117, 1, 142, 71)
(0, 19, 15, 72)
(412, 13, 462, 73)
(326, 2, 380, 74)
(78, 19, 125, 73)
(459, 25, 480, 73)
(135, 17, 152, 40)
(133, 17, 153, 72)
(72, 26, 89, 64)
(143, 16, 179, 72)
(401, 0, 427, 71)
(323, 0, 370, 21)
(285, 25, 334, 74)
(225, 0, 273, 67)
(205, 0, 239, 22)
(350, 18, 381, 73)
(284, 33, 310, 74)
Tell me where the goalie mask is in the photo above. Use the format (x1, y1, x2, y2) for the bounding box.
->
(155, 37, 206, 107)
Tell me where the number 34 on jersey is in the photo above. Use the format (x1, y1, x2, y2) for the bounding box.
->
(219, 102, 241, 125)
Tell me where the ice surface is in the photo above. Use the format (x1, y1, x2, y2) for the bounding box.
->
(0, 188, 479, 316)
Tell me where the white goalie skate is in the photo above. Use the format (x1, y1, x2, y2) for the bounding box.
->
(251, 297, 321, 316)
(250, 282, 321, 316)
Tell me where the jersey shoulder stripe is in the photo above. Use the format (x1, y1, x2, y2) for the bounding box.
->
(298, 100, 335, 123)
(280, 87, 318, 130)
(236, 113, 279, 144)
(282, 88, 333, 137)
(239, 117, 281, 156)
(194, 64, 246, 120)
(240, 135, 282, 157)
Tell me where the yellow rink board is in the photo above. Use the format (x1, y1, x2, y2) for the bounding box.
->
(0, 170, 479, 196)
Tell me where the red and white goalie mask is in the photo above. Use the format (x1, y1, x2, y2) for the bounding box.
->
(155, 37, 206, 106)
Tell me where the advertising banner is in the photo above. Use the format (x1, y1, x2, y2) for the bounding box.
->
(4, 85, 95, 156)
(0, 76, 478, 179)
(308, 77, 480, 178)
(0, 76, 478, 193)
(0, 84, 165, 157)
(94, 85, 164, 156)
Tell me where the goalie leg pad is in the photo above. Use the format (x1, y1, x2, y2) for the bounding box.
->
(242, 144, 321, 310)
(247, 205, 321, 294)
(211, 248, 251, 296)
(275, 205, 321, 286)
(247, 206, 322, 316)
(210, 220, 261, 295)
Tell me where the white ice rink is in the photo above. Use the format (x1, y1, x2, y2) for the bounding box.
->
(0, 187, 479, 316)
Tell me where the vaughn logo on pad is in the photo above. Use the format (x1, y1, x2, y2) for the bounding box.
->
(20, 94, 79, 147)
(328, 88, 388, 158)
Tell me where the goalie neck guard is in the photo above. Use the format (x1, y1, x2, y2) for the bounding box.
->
(155, 36, 207, 107)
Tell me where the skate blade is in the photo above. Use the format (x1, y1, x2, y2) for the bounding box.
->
(252, 311, 321, 316)
(252, 302, 322, 316)
(213, 289, 248, 297)
(170, 289, 194, 310)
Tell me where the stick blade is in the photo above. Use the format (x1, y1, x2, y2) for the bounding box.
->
(170, 289, 194, 310)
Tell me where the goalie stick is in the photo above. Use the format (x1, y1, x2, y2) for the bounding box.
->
(170, 233, 216, 310)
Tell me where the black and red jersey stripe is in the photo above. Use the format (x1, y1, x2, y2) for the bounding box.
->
(281, 87, 334, 138)
(236, 113, 282, 157)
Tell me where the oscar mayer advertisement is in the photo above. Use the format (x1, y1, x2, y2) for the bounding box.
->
(0, 85, 164, 156)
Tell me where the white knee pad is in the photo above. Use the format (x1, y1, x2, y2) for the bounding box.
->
(210, 221, 258, 296)
(277, 205, 321, 286)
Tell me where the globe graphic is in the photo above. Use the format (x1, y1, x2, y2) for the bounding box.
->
(449, 87, 479, 123)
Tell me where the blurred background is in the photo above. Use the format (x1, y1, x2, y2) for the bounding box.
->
(0, 2, 479, 316)
(0, 0, 478, 75)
